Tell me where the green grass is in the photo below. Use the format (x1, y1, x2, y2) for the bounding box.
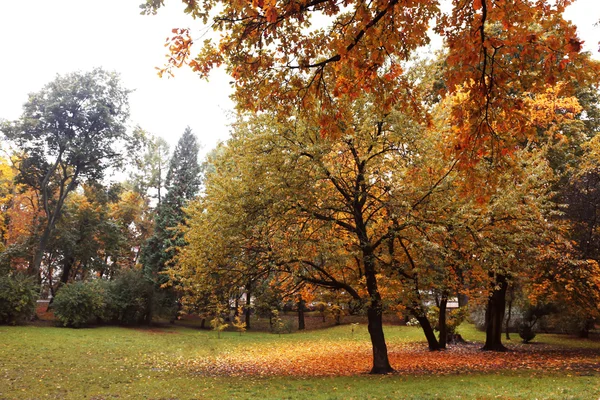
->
(0, 324, 598, 399)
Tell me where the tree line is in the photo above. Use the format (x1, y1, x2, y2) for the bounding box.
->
(0, 69, 201, 326)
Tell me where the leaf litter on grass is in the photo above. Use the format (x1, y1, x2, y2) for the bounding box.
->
(142, 338, 600, 377)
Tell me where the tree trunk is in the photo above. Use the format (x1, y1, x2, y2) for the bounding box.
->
(364, 252, 394, 374)
(505, 286, 514, 341)
(297, 296, 305, 330)
(60, 256, 75, 285)
(31, 224, 52, 280)
(482, 274, 508, 351)
(144, 290, 154, 325)
(579, 318, 594, 338)
(438, 294, 448, 349)
(245, 288, 252, 330)
(367, 303, 394, 374)
(31, 172, 79, 279)
(414, 314, 441, 351)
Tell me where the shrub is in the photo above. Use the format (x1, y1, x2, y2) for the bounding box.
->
(518, 322, 536, 343)
(104, 270, 153, 325)
(53, 281, 106, 327)
(0, 274, 37, 325)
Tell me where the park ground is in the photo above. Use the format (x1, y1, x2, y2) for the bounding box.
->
(1, 315, 599, 399)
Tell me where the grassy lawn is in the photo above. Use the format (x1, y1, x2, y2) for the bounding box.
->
(0, 323, 598, 399)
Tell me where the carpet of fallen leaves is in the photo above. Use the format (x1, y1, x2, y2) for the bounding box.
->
(142, 339, 600, 377)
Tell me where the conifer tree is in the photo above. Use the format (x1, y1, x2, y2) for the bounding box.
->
(140, 127, 201, 320)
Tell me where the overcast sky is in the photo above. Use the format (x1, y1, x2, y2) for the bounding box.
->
(0, 0, 598, 160)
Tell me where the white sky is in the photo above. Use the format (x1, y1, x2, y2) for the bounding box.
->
(0, 0, 234, 158)
(0, 0, 598, 160)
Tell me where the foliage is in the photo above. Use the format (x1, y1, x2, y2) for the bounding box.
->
(141, 126, 201, 287)
(210, 302, 229, 339)
(104, 269, 155, 325)
(326, 304, 344, 326)
(127, 127, 171, 203)
(52, 269, 178, 327)
(53, 281, 107, 328)
(173, 83, 575, 363)
(517, 302, 558, 344)
(1, 68, 131, 276)
(518, 323, 536, 344)
(430, 306, 469, 340)
(49, 185, 125, 284)
(147, 0, 598, 165)
(270, 309, 291, 336)
(232, 306, 247, 335)
(0, 157, 16, 252)
(0, 273, 37, 325)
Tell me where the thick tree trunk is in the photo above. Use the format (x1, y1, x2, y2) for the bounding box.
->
(482, 274, 508, 351)
(438, 295, 448, 349)
(364, 252, 394, 374)
(60, 256, 75, 285)
(367, 303, 394, 374)
(297, 296, 305, 330)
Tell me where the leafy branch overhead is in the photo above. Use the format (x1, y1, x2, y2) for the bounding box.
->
(148, 0, 597, 160)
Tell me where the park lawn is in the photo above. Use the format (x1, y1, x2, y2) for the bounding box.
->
(0, 323, 598, 399)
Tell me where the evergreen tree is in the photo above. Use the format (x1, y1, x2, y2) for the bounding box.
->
(140, 127, 202, 320)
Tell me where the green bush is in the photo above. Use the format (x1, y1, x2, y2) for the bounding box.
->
(53, 270, 178, 328)
(104, 270, 153, 325)
(53, 281, 107, 328)
(0, 273, 38, 325)
(518, 322, 536, 343)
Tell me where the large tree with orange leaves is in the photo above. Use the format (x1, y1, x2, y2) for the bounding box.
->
(144, 0, 597, 156)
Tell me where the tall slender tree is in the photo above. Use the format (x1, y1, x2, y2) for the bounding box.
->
(140, 127, 202, 319)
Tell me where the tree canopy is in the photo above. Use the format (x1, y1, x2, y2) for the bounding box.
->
(144, 0, 598, 160)
(1, 68, 130, 278)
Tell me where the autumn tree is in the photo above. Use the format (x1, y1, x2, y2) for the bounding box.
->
(1, 69, 130, 279)
(0, 157, 16, 253)
(174, 96, 470, 372)
(147, 0, 600, 364)
(47, 184, 131, 286)
(109, 189, 155, 268)
(144, 0, 596, 158)
(537, 133, 600, 336)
